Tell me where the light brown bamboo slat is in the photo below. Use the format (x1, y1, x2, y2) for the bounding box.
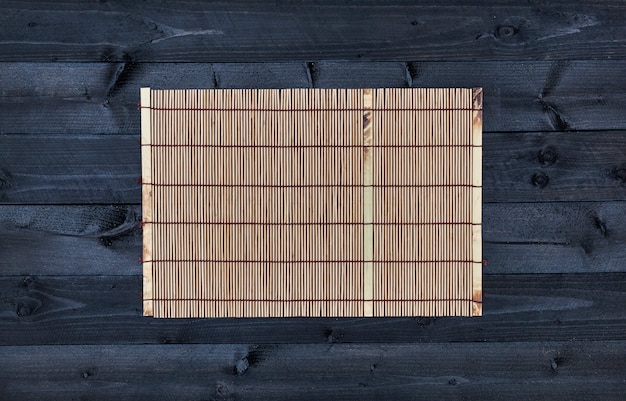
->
(141, 88, 482, 318)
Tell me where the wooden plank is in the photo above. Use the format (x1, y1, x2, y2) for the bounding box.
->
(483, 200, 626, 274)
(1, 1, 625, 62)
(1, 61, 625, 134)
(0, 135, 140, 204)
(483, 131, 626, 202)
(1, 201, 624, 276)
(0, 205, 141, 276)
(0, 273, 625, 345)
(2, 130, 626, 204)
(485, 242, 626, 274)
(0, 205, 140, 237)
(1, 342, 625, 401)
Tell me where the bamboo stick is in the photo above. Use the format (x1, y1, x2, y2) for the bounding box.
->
(472, 88, 483, 317)
(362, 89, 374, 317)
(140, 87, 154, 317)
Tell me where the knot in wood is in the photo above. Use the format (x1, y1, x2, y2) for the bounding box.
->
(495, 25, 517, 38)
(610, 167, 626, 183)
(532, 173, 549, 188)
(538, 146, 558, 166)
(0, 168, 12, 189)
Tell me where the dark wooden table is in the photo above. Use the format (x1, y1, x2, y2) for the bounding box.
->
(1, 1, 625, 399)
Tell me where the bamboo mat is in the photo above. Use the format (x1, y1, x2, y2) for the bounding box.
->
(141, 88, 482, 318)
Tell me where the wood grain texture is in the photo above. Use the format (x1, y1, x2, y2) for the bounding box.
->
(0, 135, 140, 204)
(484, 201, 626, 273)
(483, 131, 626, 202)
(1, 1, 625, 62)
(0, 205, 141, 276)
(1, 341, 625, 400)
(1, 273, 625, 345)
(1, 61, 625, 134)
(2, 131, 625, 204)
(2, 202, 624, 276)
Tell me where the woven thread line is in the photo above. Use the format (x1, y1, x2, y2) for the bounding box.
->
(141, 106, 480, 112)
(143, 221, 479, 226)
(142, 144, 480, 148)
(143, 183, 480, 188)
(149, 298, 481, 303)
(145, 259, 480, 263)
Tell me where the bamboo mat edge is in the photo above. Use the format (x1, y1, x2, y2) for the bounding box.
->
(141, 87, 154, 317)
(471, 87, 483, 317)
